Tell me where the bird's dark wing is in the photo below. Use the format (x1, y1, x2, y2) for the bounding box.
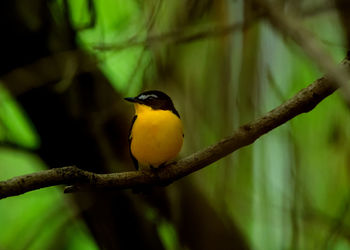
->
(171, 108, 180, 118)
(128, 115, 139, 170)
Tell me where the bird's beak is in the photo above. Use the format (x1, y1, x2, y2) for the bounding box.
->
(124, 97, 137, 103)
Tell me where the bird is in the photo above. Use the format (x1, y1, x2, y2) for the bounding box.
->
(125, 90, 184, 170)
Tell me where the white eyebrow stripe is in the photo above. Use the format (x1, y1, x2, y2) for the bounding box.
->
(138, 94, 158, 100)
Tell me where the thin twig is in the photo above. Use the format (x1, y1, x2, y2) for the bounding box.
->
(1, 57, 349, 199)
(254, 0, 350, 106)
(92, 2, 339, 52)
(93, 21, 250, 51)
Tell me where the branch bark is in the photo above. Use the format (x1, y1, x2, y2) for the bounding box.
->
(1, 57, 349, 199)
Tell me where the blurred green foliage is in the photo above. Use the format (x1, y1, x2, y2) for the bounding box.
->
(0, 149, 98, 250)
(0, 85, 39, 148)
(1, 0, 350, 249)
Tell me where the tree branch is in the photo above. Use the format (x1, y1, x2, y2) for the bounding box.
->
(1, 57, 349, 199)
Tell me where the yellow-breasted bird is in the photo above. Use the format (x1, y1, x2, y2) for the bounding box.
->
(125, 90, 184, 170)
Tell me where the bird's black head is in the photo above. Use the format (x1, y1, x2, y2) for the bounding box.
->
(125, 90, 179, 117)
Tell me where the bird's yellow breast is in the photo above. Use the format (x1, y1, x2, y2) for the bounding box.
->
(130, 104, 183, 167)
